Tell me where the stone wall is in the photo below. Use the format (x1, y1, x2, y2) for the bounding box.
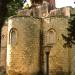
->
(71, 44, 75, 75)
(7, 16, 41, 75)
(6, 16, 73, 75)
(42, 17, 70, 75)
(1, 24, 8, 69)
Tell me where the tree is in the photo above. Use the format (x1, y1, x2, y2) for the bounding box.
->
(0, 0, 7, 27)
(62, 17, 75, 47)
(7, 0, 23, 17)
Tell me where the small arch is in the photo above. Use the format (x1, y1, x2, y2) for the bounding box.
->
(46, 28, 56, 45)
(9, 28, 18, 47)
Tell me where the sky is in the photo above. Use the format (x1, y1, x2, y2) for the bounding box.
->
(55, 0, 75, 8)
(23, 0, 75, 8)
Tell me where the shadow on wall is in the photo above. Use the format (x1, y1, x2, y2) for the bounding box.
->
(8, 69, 69, 75)
(0, 65, 6, 75)
(7, 70, 43, 75)
(56, 71, 69, 75)
(55, 67, 66, 75)
(56, 66, 64, 75)
(51, 66, 69, 75)
(0, 66, 69, 75)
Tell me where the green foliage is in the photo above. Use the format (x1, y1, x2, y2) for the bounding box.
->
(7, 0, 23, 17)
(68, 18, 75, 43)
(62, 17, 75, 47)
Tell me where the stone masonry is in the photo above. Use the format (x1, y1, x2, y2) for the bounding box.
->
(7, 16, 41, 75)
(1, 23, 8, 70)
(43, 17, 70, 75)
(1, 16, 75, 75)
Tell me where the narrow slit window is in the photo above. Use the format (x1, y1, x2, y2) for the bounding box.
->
(46, 29, 56, 45)
(9, 28, 17, 47)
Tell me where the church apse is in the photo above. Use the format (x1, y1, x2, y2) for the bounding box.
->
(7, 16, 41, 75)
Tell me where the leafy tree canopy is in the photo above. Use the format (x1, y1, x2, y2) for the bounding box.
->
(62, 17, 75, 47)
(7, 0, 23, 17)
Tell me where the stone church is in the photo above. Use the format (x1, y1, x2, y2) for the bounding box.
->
(0, 1, 75, 75)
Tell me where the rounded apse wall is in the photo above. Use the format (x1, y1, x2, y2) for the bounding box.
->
(7, 17, 41, 75)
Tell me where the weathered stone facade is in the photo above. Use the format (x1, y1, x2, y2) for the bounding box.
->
(1, 23, 8, 69)
(6, 16, 71, 75)
(43, 17, 70, 75)
(7, 17, 41, 75)
(1, 16, 75, 75)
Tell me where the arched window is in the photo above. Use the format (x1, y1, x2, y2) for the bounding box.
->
(9, 28, 17, 47)
(46, 28, 56, 45)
